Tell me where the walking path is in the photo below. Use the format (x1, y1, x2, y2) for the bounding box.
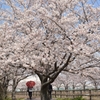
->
(25, 98, 39, 100)
(25, 97, 56, 100)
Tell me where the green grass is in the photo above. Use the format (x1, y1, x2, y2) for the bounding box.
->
(56, 96, 86, 100)
(5, 97, 24, 100)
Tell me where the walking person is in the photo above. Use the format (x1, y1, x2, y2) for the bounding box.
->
(26, 80, 35, 100)
(48, 84, 53, 99)
(27, 87, 33, 100)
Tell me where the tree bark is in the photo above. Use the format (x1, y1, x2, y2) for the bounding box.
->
(65, 84, 68, 90)
(40, 84, 50, 100)
(11, 85, 17, 100)
(0, 83, 5, 100)
(11, 91, 16, 100)
(3, 85, 8, 99)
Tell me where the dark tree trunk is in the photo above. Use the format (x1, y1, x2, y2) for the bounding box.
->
(0, 82, 8, 100)
(40, 84, 50, 100)
(65, 84, 68, 90)
(3, 86, 8, 99)
(83, 84, 86, 91)
(11, 91, 16, 100)
(0, 83, 5, 100)
(11, 79, 17, 100)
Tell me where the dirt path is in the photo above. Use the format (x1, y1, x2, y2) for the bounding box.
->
(25, 97, 56, 100)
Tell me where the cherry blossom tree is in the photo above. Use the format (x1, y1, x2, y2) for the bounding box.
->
(0, 64, 33, 100)
(0, 0, 100, 100)
(9, 67, 33, 100)
(82, 67, 100, 89)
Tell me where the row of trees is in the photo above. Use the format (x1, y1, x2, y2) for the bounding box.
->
(53, 71, 100, 90)
(0, 65, 33, 100)
(17, 72, 100, 91)
(0, 0, 100, 100)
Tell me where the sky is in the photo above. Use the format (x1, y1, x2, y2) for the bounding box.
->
(89, 0, 100, 7)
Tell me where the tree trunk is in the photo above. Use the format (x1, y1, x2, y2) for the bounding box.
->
(65, 84, 68, 90)
(0, 84, 5, 100)
(11, 91, 16, 100)
(40, 84, 50, 100)
(3, 86, 8, 99)
(11, 87, 16, 100)
(94, 82, 97, 90)
(11, 79, 18, 100)
(83, 84, 86, 91)
(0, 83, 8, 100)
